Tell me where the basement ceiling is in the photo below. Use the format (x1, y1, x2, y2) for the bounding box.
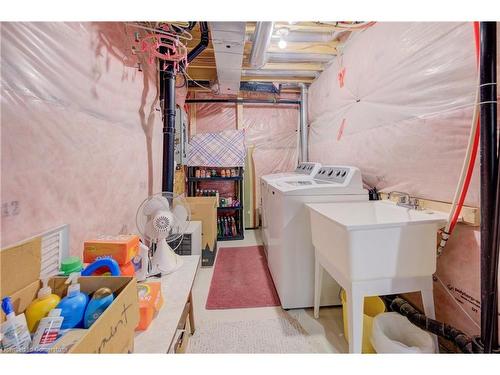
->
(186, 21, 349, 92)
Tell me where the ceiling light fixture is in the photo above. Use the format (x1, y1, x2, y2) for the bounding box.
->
(276, 28, 289, 50)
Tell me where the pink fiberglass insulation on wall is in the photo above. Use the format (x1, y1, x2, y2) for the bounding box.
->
(188, 91, 299, 204)
(308, 22, 500, 343)
(1, 22, 164, 254)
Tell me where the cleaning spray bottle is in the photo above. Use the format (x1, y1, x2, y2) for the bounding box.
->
(56, 273, 89, 330)
(25, 279, 61, 332)
(1, 297, 32, 353)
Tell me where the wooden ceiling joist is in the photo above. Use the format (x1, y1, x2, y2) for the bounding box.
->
(186, 22, 340, 93)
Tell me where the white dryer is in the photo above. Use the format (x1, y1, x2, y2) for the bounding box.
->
(260, 162, 321, 250)
(266, 166, 368, 309)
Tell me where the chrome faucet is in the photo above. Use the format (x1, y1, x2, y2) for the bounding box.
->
(388, 191, 420, 210)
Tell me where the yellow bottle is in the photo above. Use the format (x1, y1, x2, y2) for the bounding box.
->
(25, 279, 61, 332)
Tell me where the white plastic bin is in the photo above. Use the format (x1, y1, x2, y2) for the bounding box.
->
(371, 312, 435, 353)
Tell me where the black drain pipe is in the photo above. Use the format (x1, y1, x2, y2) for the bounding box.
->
(187, 22, 209, 63)
(161, 64, 176, 193)
(161, 22, 209, 193)
(474, 21, 499, 354)
(389, 297, 472, 353)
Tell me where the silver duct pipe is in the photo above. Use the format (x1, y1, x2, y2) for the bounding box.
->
(242, 69, 318, 78)
(248, 30, 347, 44)
(270, 30, 341, 43)
(299, 83, 309, 162)
(267, 52, 335, 63)
(249, 22, 274, 68)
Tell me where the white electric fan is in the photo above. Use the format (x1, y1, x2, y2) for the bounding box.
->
(136, 192, 190, 276)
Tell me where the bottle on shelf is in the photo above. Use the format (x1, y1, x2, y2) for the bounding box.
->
(221, 169, 226, 178)
(231, 217, 237, 237)
(195, 168, 200, 178)
(224, 217, 229, 237)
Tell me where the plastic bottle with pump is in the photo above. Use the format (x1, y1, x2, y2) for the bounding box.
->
(1, 297, 32, 353)
(56, 273, 89, 330)
(25, 279, 61, 332)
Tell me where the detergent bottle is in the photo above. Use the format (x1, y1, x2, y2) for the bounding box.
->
(83, 287, 114, 328)
(56, 273, 89, 330)
(25, 279, 61, 332)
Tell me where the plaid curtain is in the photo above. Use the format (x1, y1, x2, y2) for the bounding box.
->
(188, 129, 246, 167)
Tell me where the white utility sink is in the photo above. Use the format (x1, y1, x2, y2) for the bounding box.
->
(307, 200, 448, 282)
(307, 200, 448, 353)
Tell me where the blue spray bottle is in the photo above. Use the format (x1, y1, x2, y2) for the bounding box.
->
(56, 273, 89, 330)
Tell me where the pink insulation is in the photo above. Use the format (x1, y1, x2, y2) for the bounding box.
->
(308, 22, 500, 340)
(1, 22, 163, 254)
(188, 92, 299, 203)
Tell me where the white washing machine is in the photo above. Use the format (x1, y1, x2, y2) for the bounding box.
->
(266, 166, 368, 309)
(260, 162, 321, 251)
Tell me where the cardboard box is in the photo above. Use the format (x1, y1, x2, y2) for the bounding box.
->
(185, 197, 218, 266)
(136, 281, 163, 331)
(1, 238, 139, 353)
(83, 234, 139, 265)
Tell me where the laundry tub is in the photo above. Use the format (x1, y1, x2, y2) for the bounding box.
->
(341, 289, 385, 353)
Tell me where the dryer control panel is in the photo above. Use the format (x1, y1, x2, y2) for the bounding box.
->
(314, 166, 354, 184)
(294, 162, 321, 175)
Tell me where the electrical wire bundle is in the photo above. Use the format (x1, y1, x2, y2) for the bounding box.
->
(128, 22, 216, 93)
(127, 22, 192, 73)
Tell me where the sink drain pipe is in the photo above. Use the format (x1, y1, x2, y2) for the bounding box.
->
(161, 22, 209, 192)
(476, 21, 499, 354)
(388, 297, 473, 353)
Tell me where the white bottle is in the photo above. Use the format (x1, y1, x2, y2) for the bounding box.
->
(30, 308, 64, 352)
(1, 297, 32, 353)
(135, 242, 150, 282)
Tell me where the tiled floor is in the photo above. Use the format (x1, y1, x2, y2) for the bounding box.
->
(190, 228, 348, 353)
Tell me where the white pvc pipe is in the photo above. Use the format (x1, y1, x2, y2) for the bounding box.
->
(438, 77, 480, 254)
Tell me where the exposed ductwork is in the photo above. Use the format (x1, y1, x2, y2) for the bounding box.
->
(266, 52, 335, 63)
(210, 22, 246, 95)
(269, 30, 345, 43)
(242, 69, 319, 78)
(249, 22, 274, 68)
